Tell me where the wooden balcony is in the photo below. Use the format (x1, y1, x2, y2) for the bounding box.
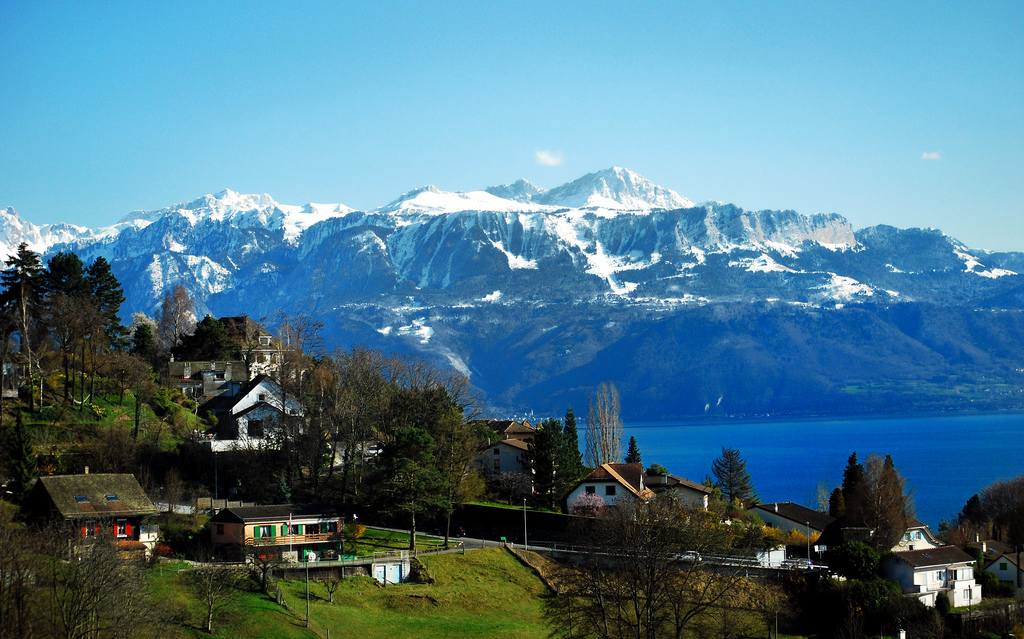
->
(245, 532, 343, 547)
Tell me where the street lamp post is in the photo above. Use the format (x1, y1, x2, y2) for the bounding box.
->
(806, 521, 811, 566)
(523, 498, 528, 551)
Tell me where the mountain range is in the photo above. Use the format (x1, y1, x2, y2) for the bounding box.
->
(5, 167, 1024, 419)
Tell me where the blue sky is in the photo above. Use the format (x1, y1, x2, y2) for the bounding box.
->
(2, 2, 1022, 250)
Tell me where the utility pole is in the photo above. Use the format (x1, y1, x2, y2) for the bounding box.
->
(305, 557, 309, 628)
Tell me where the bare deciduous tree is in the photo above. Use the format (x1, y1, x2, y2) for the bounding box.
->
(187, 556, 243, 634)
(585, 382, 622, 468)
(157, 284, 196, 353)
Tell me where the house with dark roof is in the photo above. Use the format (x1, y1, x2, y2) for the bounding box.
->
(22, 472, 160, 555)
(881, 546, 982, 607)
(220, 316, 283, 378)
(973, 539, 1023, 591)
(204, 375, 305, 452)
(209, 503, 344, 561)
(476, 437, 531, 478)
(566, 463, 656, 510)
(477, 419, 536, 445)
(169, 360, 248, 402)
(644, 473, 713, 510)
(752, 502, 835, 537)
(815, 516, 941, 554)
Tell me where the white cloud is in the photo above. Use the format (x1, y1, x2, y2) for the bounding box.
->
(922, 151, 942, 160)
(535, 150, 566, 166)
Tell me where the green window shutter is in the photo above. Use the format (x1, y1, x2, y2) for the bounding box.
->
(254, 526, 260, 539)
(270, 525, 276, 537)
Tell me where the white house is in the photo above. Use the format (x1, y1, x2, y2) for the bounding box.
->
(893, 518, 943, 552)
(645, 473, 713, 510)
(752, 502, 835, 537)
(977, 540, 1022, 590)
(881, 546, 982, 608)
(209, 375, 305, 452)
(566, 463, 656, 510)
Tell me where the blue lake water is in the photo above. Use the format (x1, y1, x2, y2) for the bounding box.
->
(623, 413, 1024, 529)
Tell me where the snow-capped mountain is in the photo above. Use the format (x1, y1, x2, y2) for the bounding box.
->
(532, 167, 695, 210)
(4, 168, 1024, 419)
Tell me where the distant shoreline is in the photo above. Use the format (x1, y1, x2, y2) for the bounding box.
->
(625, 408, 1024, 429)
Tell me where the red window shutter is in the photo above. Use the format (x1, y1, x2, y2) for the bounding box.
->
(126, 522, 132, 536)
(82, 526, 87, 538)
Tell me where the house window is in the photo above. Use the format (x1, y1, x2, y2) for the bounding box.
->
(247, 420, 264, 437)
(216, 372, 225, 380)
(106, 494, 119, 501)
(260, 337, 271, 346)
(85, 520, 96, 537)
(116, 519, 127, 537)
(493, 459, 501, 472)
(76, 495, 89, 503)
(1001, 562, 1009, 571)
(258, 525, 273, 537)
(258, 393, 267, 402)
(605, 486, 616, 496)
(324, 521, 337, 533)
(216, 524, 225, 535)
(585, 486, 596, 494)
(493, 448, 500, 455)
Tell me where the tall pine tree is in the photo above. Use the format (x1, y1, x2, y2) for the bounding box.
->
(711, 447, 757, 505)
(1, 243, 43, 409)
(624, 436, 642, 464)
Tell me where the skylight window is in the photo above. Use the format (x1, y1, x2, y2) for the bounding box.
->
(76, 496, 89, 503)
(105, 495, 119, 501)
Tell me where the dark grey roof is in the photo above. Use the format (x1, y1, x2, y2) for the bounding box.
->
(210, 503, 341, 524)
(753, 502, 835, 532)
(889, 546, 975, 568)
(32, 474, 157, 519)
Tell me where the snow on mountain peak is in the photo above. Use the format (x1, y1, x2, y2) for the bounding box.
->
(379, 184, 548, 215)
(485, 179, 546, 203)
(534, 167, 695, 210)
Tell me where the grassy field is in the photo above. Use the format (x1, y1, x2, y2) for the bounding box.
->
(150, 547, 551, 638)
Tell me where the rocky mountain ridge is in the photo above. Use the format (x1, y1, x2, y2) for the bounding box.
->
(4, 168, 1024, 418)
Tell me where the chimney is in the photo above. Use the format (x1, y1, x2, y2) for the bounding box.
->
(774, 503, 778, 512)
(982, 542, 987, 553)
(84, 466, 89, 475)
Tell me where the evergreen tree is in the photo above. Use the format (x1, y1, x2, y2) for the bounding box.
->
(177, 315, 239, 360)
(131, 323, 156, 361)
(841, 452, 864, 500)
(556, 406, 587, 496)
(841, 452, 866, 520)
(8, 412, 36, 503)
(829, 487, 846, 517)
(529, 418, 564, 508)
(85, 256, 126, 343)
(371, 426, 446, 551)
(711, 447, 757, 505)
(273, 475, 292, 504)
(1, 243, 43, 409)
(41, 251, 87, 299)
(624, 436, 642, 464)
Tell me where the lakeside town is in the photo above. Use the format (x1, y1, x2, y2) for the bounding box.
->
(1, 247, 1024, 638)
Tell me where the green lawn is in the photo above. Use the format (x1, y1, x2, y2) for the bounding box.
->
(149, 547, 551, 638)
(289, 548, 551, 639)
